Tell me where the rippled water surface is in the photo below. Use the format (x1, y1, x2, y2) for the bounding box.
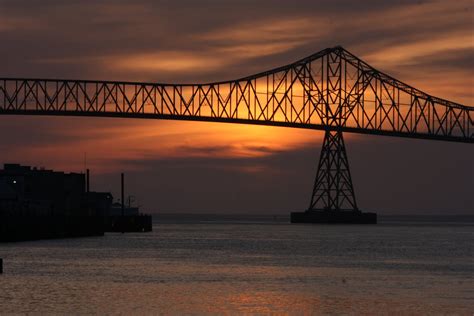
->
(0, 219, 473, 314)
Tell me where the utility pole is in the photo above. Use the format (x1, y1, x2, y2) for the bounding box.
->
(86, 169, 90, 193)
(121, 173, 125, 234)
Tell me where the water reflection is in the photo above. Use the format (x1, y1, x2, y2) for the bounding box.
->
(0, 222, 472, 314)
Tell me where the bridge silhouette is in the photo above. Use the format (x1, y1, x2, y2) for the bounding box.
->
(1, 46, 472, 217)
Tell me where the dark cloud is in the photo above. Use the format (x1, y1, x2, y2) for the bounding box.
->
(1, 0, 472, 83)
(397, 48, 474, 72)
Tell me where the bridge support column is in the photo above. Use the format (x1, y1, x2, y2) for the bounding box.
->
(291, 130, 377, 224)
(309, 130, 358, 211)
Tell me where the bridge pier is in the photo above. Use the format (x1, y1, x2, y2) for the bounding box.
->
(291, 130, 377, 224)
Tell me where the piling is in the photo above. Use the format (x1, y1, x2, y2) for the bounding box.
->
(0, 258, 3, 274)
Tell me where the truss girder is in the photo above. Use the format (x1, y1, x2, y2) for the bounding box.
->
(0, 47, 472, 143)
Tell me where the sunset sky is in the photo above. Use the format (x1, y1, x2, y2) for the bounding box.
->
(0, 0, 472, 214)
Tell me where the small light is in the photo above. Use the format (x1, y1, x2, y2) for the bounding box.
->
(13, 180, 17, 184)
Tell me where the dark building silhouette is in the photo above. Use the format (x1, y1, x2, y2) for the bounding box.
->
(0, 164, 151, 242)
(0, 163, 112, 217)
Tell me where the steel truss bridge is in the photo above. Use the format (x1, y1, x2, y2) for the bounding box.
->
(1, 46, 473, 212)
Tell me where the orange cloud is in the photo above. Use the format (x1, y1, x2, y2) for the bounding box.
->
(200, 16, 319, 44)
(364, 31, 473, 67)
(107, 51, 227, 73)
(105, 16, 319, 74)
(2, 117, 324, 174)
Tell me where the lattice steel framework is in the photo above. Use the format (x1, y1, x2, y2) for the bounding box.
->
(1, 46, 472, 142)
(1, 46, 473, 212)
(309, 130, 358, 211)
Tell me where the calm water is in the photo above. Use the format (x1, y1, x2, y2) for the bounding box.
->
(0, 218, 473, 314)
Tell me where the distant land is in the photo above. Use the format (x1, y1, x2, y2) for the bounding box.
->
(153, 213, 474, 224)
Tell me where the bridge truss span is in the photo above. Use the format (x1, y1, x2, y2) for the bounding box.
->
(1, 46, 472, 216)
(1, 46, 472, 143)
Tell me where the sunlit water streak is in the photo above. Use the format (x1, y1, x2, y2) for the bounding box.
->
(0, 219, 472, 314)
